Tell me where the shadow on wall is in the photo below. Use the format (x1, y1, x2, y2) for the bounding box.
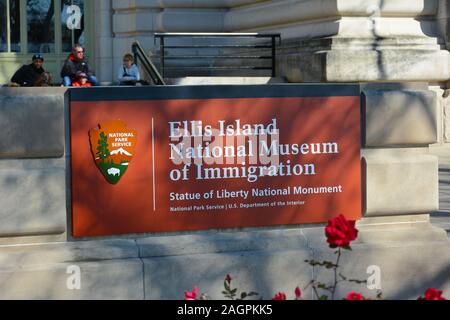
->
(367, 0, 386, 80)
(418, 0, 446, 41)
(372, 0, 445, 81)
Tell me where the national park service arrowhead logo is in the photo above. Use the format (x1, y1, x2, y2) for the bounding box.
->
(89, 120, 137, 184)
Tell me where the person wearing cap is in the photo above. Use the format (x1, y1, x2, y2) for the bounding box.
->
(72, 71, 92, 87)
(10, 54, 45, 87)
(60, 44, 98, 87)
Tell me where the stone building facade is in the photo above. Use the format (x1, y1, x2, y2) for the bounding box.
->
(3, 0, 450, 141)
(1, 1, 449, 81)
(1, 0, 450, 299)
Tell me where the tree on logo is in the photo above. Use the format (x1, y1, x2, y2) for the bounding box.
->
(96, 132, 110, 162)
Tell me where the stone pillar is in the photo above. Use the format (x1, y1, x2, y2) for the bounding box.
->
(93, 0, 114, 84)
(247, 0, 449, 82)
(437, 0, 450, 50)
(361, 84, 439, 218)
(437, 0, 450, 144)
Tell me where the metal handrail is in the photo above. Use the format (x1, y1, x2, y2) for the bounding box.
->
(131, 41, 166, 85)
(154, 32, 281, 78)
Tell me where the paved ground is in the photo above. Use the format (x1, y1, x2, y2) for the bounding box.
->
(430, 148, 450, 234)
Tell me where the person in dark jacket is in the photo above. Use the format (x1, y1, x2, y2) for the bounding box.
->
(10, 54, 45, 87)
(60, 44, 98, 86)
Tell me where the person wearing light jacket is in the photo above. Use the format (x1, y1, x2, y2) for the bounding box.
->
(118, 53, 140, 86)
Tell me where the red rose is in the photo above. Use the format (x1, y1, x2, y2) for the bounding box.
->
(345, 292, 365, 300)
(295, 287, 301, 300)
(272, 292, 287, 300)
(325, 214, 358, 248)
(418, 288, 446, 300)
(184, 287, 198, 300)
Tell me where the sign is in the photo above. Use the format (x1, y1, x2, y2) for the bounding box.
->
(70, 85, 361, 237)
(89, 120, 137, 184)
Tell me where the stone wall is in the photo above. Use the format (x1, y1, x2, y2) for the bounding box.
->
(0, 84, 447, 299)
(0, 84, 440, 240)
(0, 88, 68, 242)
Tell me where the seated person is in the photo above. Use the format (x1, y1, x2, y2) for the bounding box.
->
(118, 53, 140, 85)
(60, 44, 98, 86)
(34, 72, 53, 87)
(10, 54, 46, 87)
(72, 71, 92, 87)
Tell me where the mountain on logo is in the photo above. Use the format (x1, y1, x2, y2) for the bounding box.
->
(109, 147, 133, 164)
(110, 148, 132, 156)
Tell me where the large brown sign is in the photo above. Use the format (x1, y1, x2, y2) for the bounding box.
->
(70, 85, 361, 237)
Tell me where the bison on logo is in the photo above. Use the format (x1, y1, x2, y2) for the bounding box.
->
(89, 120, 137, 184)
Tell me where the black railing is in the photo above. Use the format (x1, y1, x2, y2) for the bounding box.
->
(131, 41, 166, 85)
(154, 33, 281, 78)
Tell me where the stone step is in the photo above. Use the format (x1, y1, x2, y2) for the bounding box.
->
(165, 76, 287, 85)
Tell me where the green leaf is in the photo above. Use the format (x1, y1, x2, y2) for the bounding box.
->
(319, 295, 329, 300)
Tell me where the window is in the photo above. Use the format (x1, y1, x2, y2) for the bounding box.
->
(61, 0, 85, 52)
(27, 0, 55, 53)
(10, 0, 20, 51)
(0, 0, 21, 52)
(0, 0, 5, 52)
(0, 0, 88, 54)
